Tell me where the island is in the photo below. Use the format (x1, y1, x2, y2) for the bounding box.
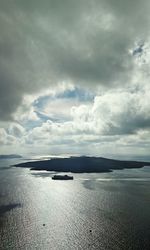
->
(52, 175, 73, 180)
(14, 156, 150, 173)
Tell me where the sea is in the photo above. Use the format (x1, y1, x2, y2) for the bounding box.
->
(0, 157, 150, 250)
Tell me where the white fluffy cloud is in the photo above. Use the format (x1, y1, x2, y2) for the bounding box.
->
(0, 128, 17, 145)
(15, 85, 149, 156)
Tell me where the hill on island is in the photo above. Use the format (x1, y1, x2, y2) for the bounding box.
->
(14, 156, 150, 173)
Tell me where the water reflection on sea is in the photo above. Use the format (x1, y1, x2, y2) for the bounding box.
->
(0, 159, 150, 250)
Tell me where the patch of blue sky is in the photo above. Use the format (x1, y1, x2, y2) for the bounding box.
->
(30, 87, 94, 127)
(21, 120, 42, 131)
(22, 112, 70, 131)
(35, 111, 52, 122)
(33, 95, 52, 110)
(18, 111, 50, 130)
(35, 111, 70, 123)
(33, 87, 94, 110)
(56, 87, 94, 101)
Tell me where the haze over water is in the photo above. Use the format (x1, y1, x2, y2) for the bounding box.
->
(0, 158, 150, 250)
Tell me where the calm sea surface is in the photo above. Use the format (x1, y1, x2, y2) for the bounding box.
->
(0, 158, 150, 250)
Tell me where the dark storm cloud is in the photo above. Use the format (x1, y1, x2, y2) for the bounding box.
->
(0, 0, 150, 120)
(107, 114, 150, 136)
(0, 66, 22, 120)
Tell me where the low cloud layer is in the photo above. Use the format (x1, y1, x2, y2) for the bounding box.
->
(1, 86, 150, 156)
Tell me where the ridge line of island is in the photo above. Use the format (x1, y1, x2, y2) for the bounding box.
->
(14, 156, 150, 174)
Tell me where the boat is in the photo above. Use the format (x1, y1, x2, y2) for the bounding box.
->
(52, 174, 73, 180)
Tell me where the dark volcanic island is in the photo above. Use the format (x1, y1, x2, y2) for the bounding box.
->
(15, 156, 150, 173)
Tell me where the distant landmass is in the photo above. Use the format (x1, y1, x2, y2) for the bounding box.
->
(15, 156, 150, 173)
(0, 154, 22, 159)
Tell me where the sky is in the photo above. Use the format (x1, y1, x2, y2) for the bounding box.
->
(0, 0, 150, 159)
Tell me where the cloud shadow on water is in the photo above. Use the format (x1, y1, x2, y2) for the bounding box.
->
(0, 203, 21, 217)
(82, 180, 97, 190)
(0, 166, 13, 171)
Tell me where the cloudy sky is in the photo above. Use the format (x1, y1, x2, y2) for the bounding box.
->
(0, 0, 150, 158)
